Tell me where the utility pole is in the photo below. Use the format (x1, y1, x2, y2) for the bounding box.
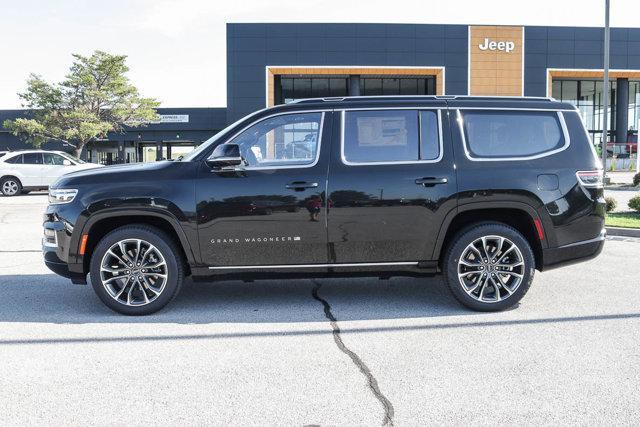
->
(637, 118, 640, 173)
(601, 0, 610, 183)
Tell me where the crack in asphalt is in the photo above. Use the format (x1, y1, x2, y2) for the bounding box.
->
(311, 280, 394, 426)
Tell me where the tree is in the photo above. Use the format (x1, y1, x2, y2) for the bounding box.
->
(3, 50, 159, 157)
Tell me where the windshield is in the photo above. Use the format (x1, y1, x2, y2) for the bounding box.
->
(60, 153, 86, 164)
(180, 108, 268, 162)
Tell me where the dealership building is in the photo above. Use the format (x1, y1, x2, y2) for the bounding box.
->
(2, 23, 640, 163)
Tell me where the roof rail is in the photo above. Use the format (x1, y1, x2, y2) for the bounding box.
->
(288, 95, 557, 104)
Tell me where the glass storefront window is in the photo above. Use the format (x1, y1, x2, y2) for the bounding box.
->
(361, 77, 435, 96)
(553, 78, 623, 145)
(281, 77, 348, 103)
(279, 76, 435, 103)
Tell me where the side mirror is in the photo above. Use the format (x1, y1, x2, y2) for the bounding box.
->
(206, 144, 243, 169)
(63, 159, 72, 166)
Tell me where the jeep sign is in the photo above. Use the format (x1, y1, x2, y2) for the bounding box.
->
(478, 38, 515, 53)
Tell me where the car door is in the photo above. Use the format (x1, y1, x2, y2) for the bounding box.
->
(19, 153, 45, 186)
(196, 110, 332, 268)
(41, 153, 70, 186)
(327, 104, 457, 264)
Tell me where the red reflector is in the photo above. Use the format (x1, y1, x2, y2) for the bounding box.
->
(79, 234, 89, 255)
(533, 218, 544, 241)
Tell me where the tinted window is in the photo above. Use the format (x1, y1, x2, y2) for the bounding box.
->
(344, 110, 418, 163)
(344, 110, 442, 163)
(43, 153, 66, 165)
(420, 111, 440, 160)
(280, 78, 348, 104)
(4, 154, 23, 164)
(22, 153, 43, 164)
(461, 110, 565, 158)
(229, 112, 322, 168)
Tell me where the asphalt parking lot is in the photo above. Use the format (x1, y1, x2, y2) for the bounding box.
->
(1, 193, 639, 425)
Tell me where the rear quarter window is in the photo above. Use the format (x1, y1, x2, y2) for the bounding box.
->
(4, 154, 23, 164)
(460, 110, 568, 159)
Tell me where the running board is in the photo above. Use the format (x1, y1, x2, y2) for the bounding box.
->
(208, 261, 420, 270)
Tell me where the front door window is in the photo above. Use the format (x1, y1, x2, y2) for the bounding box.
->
(229, 112, 323, 168)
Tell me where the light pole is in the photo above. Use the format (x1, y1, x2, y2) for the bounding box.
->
(601, 0, 610, 183)
(637, 119, 640, 173)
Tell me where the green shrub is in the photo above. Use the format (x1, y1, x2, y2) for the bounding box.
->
(633, 172, 640, 187)
(605, 197, 617, 213)
(629, 195, 640, 212)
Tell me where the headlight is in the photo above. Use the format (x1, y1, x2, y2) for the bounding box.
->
(48, 188, 78, 204)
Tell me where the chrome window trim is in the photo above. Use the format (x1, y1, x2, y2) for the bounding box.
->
(452, 107, 576, 112)
(209, 261, 419, 270)
(222, 110, 329, 171)
(340, 108, 445, 166)
(457, 108, 571, 162)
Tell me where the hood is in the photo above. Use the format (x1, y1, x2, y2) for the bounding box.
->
(53, 161, 176, 188)
(75, 162, 105, 170)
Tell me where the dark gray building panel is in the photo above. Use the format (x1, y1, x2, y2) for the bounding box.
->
(525, 25, 640, 96)
(226, 23, 468, 122)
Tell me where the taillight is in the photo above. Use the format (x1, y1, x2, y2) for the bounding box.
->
(576, 170, 603, 188)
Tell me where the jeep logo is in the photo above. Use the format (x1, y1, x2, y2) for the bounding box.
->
(478, 38, 515, 53)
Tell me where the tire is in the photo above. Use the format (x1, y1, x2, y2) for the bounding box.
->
(443, 222, 535, 312)
(90, 224, 185, 315)
(1, 177, 22, 196)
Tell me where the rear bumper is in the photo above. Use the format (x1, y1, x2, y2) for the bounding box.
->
(540, 228, 606, 271)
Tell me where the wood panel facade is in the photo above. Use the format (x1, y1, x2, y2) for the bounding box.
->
(469, 26, 524, 96)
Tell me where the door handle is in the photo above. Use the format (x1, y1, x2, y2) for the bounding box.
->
(285, 181, 319, 191)
(415, 177, 448, 187)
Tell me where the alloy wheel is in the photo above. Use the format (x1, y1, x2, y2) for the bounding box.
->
(457, 235, 525, 303)
(2, 180, 19, 196)
(100, 238, 168, 306)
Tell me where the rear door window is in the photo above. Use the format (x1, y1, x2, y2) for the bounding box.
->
(343, 110, 440, 163)
(460, 110, 567, 159)
(22, 153, 44, 164)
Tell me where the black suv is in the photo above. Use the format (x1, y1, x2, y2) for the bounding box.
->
(43, 96, 605, 315)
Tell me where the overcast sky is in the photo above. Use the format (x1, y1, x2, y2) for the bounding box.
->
(1, 0, 639, 109)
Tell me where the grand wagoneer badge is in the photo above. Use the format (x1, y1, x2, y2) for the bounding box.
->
(210, 236, 301, 244)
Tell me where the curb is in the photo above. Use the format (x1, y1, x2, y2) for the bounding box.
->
(604, 186, 639, 191)
(606, 226, 640, 238)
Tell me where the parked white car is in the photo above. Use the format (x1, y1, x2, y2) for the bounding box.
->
(0, 150, 103, 196)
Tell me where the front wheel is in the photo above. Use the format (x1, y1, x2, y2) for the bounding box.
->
(443, 223, 535, 312)
(1, 177, 22, 196)
(90, 225, 185, 315)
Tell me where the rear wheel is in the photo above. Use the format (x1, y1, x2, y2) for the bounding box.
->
(1, 177, 22, 196)
(443, 223, 535, 311)
(90, 225, 185, 315)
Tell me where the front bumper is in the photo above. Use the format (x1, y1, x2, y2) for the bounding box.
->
(43, 219, 87, 284)
(540, 228, 606, 271)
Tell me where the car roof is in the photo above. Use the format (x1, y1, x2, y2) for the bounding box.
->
(266, 95, 576, 113)
(2, 149, 67, 155)
(0, 149, 71, 160)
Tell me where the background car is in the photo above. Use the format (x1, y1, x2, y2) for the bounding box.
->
(0, 150, 103, 196)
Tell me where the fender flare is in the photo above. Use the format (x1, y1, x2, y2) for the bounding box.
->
(75, 208, 198, 267)
(431, 200, 549, 260)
